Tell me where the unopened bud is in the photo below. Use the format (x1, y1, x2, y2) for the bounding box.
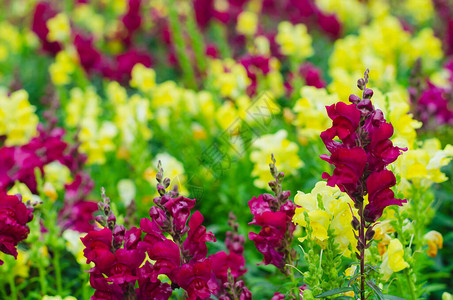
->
(157, 184, 165, 196)
(366, 228, 375, 241)
(357, 78, 365, 90)
(103, 205, 110, 216)
(268, 180, 277, 188)
(351, 217, 360, 231)
(162, 177, 169, 188)
(95, 215, 106, 227)
(108, 213, 116, 225)
(363, 88, 373, 99)
(235, 280, 245, 289)
(349, 94, 361, 103)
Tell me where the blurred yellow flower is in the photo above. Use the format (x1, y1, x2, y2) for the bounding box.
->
(236, 11, 258, 36)
(276, 22, 313, 59)
(250, 130, 303, 189)
(424, 231, 443, 258)
(130, 63, 156, 93)
(0, 89, 38, 146)
(46, 13, 71, 42)
(293, 86, 338, 140)
(380, 239, 409, 281)
(209, 59, 250, 99)
(49, 51, 77, 86)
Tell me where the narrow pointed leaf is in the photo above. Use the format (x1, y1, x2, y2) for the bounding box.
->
(366, 280, 384, 300)
(315, 287, 354, 298)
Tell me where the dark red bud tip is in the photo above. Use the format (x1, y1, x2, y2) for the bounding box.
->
(351, 217, 360, 231)
(366, 228, 375, 241)
(268, 180, 277, 187)
(95, 215, 106, 226)
(107, 213, 116, 223)
(357, 78, 366, 90)
(363, 88, 373, 99)
(349, 94, 361, 103)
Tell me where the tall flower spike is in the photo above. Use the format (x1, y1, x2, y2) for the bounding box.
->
(320, 69, 407, 298)
(248, 154, 296, 274)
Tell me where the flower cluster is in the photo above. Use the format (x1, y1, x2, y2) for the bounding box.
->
(249, 155, 296, 273)
(321, 70, 407, 223)
(82, 163, 253, 299)
(0, 193, 33, 265)
(292, 181, 356, 256)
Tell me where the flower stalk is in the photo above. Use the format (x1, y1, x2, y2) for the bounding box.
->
(320, 69, 407, 299)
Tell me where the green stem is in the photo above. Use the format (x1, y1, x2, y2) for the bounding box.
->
(39, 264, 48, 295)
(53, 249, 63, 294)
(357, 199, 366, 300)
(404, 268, 417, 300)
(186, 4, 207, 74)
(211, 22, 231, 58)
(168, 0, 197, 89)
(8, 274, 17, 300)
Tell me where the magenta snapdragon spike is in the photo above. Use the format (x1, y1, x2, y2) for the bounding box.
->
(211, 212, 251, 300)
(0, 193, 33, 265)
(248, 155, 296, 273)
(0, 122, 98, 233)
(138, 162, 218, 300)
(320, 69, 407, 222)
(0, 124, 68, 194)
(320, 69, 407, 298)
(81, 188, 152, 300)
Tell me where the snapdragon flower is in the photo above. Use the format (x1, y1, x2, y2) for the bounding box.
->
(321, 70, 407, 297)
(249, 155, 297, 273)
(0, 193, 33, 265)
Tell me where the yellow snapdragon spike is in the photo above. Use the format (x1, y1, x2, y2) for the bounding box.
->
(130, 63, 156, 93)
(403, 0, 434, 23)
(424, 231, 443, 258)
(253, 35, 270, 56)
(275, 21, 313, 60)
(293, 86, 339, 140)
(50, 51, 77, 86)
(250, 130, 303, 189)
(209, 58, 251, 99)
(371, 88, 422, 149)
(329, 15, 442, 100)
(46, 13, 71, 43)
(293, 181, 356, 255)
(394, 139, 453, 190)
(0, 21, 22, 53)
(0, 89, 38, 146)
(380, 239, 409, 281)
(73, 4, 105, 38)
(315, 0, 367, 28)
(236, 11, 258, 36)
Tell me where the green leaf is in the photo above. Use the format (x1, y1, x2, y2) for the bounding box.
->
(383, 295, 407, 300)
(366, 280, 384, 300)
(315, 287, 354, 298)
